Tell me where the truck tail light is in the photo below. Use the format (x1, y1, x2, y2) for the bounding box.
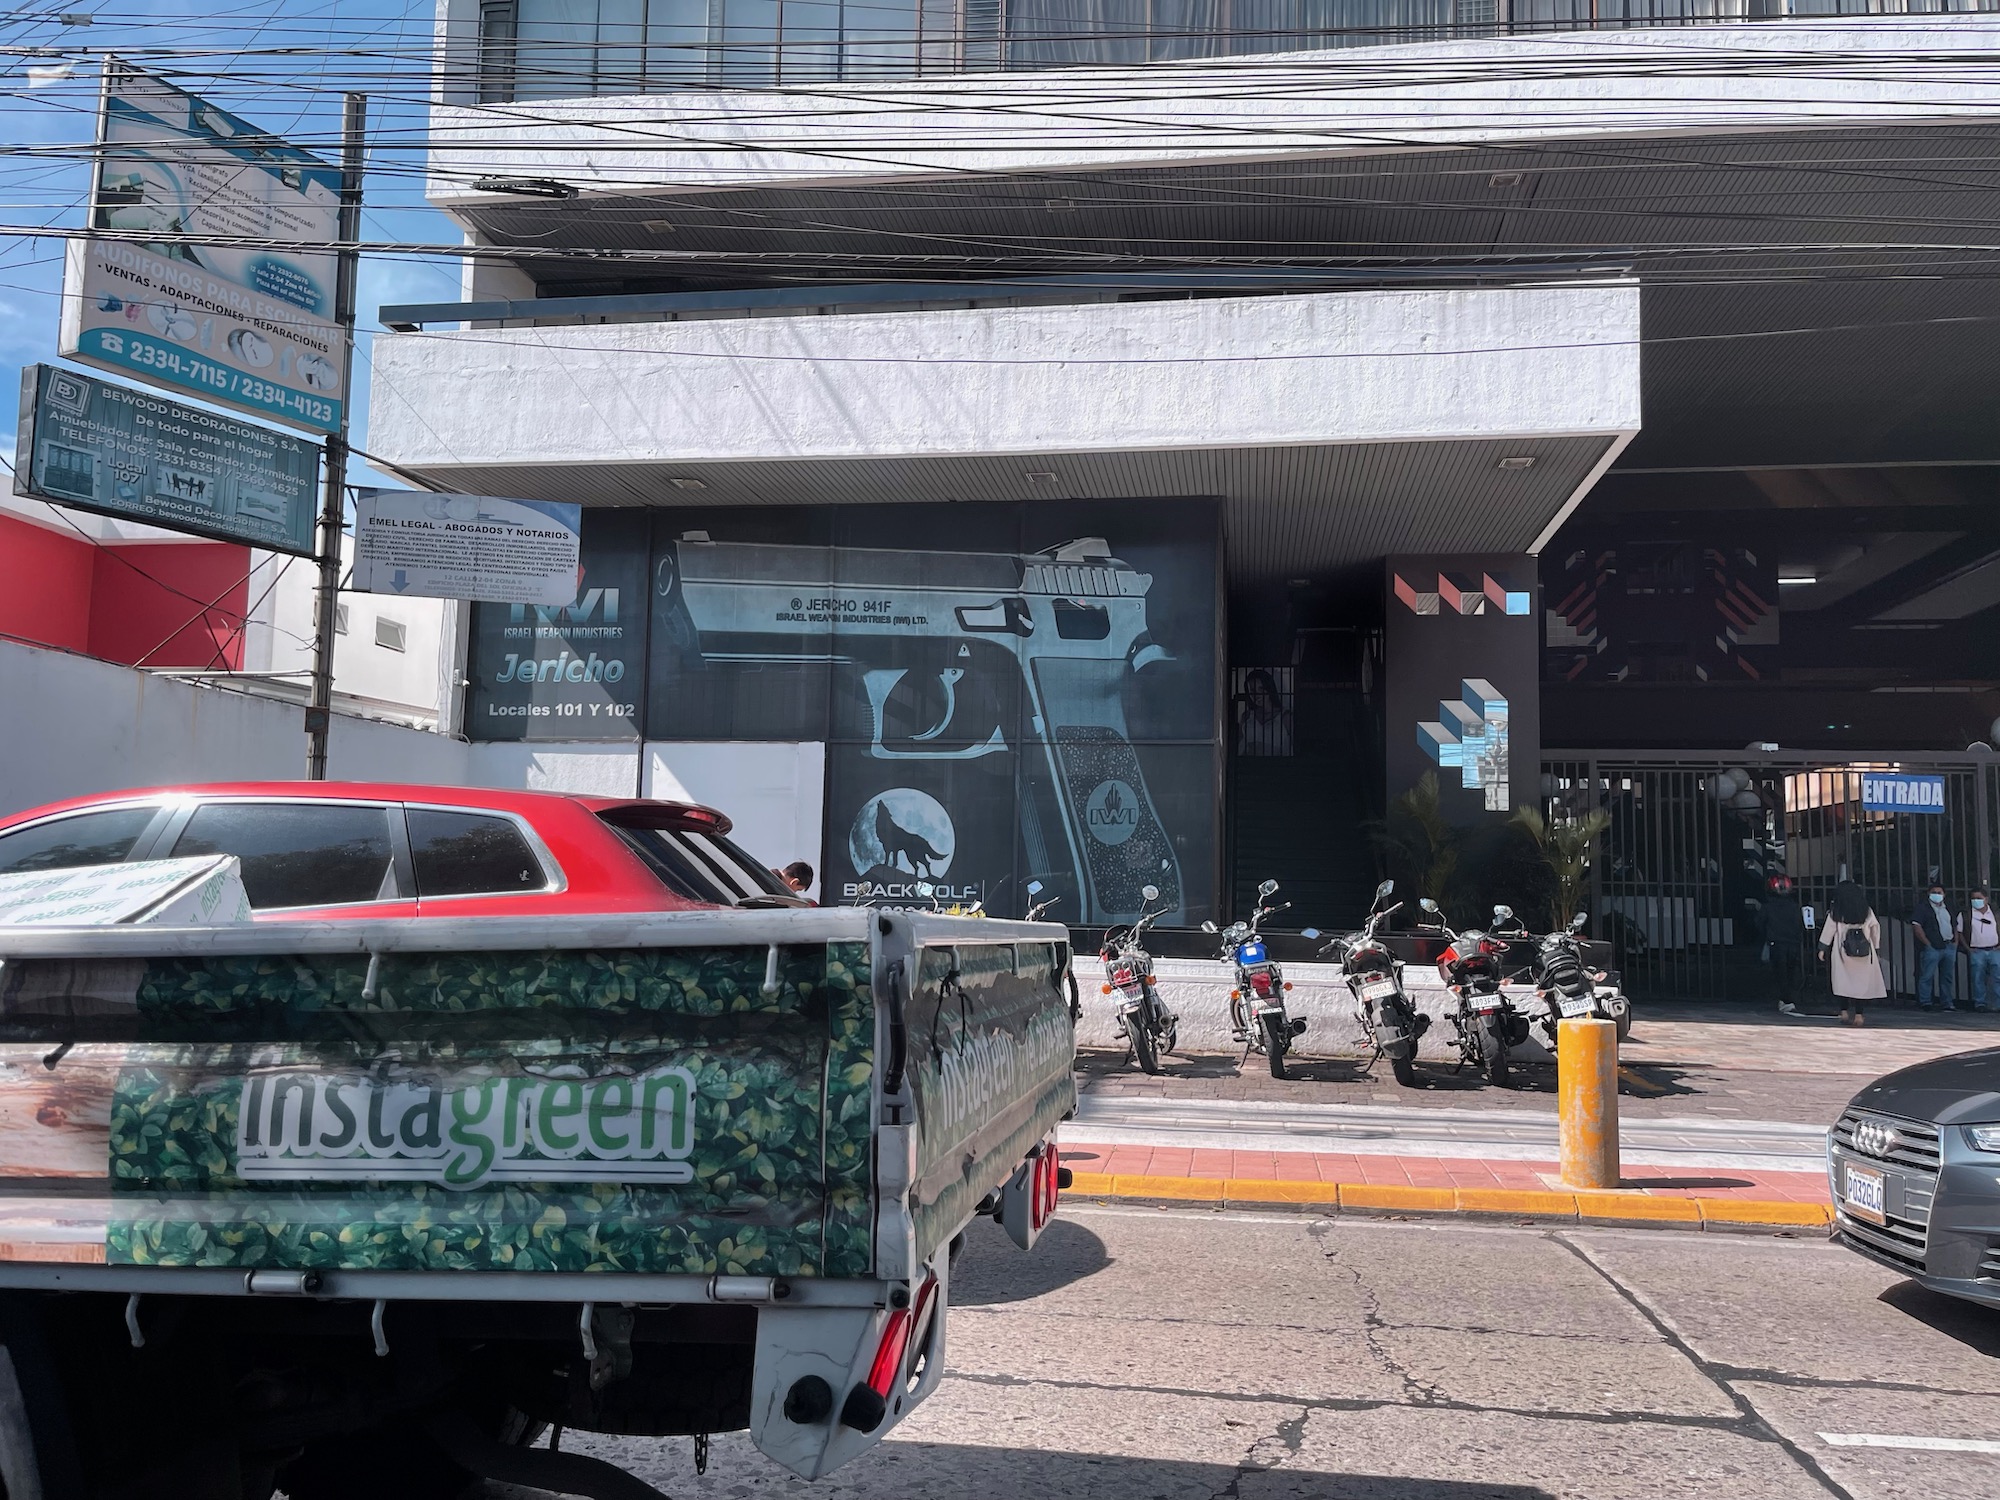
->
(843, 1271, 940, 1432)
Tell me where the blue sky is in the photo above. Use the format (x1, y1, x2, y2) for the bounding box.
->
(1, 0, 461, 486)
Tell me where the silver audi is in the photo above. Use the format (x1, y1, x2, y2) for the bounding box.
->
(1829, 1048, 2000, 1308)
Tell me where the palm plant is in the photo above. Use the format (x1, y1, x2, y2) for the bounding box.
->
(1510, 803, 1611, 929)
(1371, 770, 1461, 909)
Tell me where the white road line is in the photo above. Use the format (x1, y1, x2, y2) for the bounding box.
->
(1819, 1433, 2000, 1454)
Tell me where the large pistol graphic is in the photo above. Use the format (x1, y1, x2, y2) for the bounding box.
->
(666, 534, 1182, 924)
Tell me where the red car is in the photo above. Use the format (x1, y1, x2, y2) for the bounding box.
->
(0, 782, 801, 920)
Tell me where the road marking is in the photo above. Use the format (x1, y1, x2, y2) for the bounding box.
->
(1820, 1433, 2000, 1454)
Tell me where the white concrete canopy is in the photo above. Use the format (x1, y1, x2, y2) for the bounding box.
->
(367, 280, 1640, 574)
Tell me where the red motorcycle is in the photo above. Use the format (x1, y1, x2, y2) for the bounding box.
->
(1419, 898, 1531, 1087)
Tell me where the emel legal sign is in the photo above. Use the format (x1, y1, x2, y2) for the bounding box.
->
(1860, 773, 1947, 815)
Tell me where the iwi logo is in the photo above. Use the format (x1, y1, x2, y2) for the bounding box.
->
(1085, 779, 1140, 846)
(508, 589, 620, 629)
(234, 1066, 697, 1189)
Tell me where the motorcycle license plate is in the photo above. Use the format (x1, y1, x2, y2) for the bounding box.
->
(1360, 978, 1399, 1003)
(1842, 1163, 1886, 1224)
(1559, 995, 1595, 1019)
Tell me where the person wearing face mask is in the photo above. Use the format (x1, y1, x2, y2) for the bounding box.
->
(1960, 886, 2000, 1012)
(1912, 881, 1958, 1011)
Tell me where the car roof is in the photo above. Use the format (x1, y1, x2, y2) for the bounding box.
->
(0, 782, 734, 835)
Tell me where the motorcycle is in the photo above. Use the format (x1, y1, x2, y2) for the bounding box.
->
(1517, 911, 1633, 1048)
(1098, 882, 1178, 1075)
(1418, 898, 1532, 1087)
(1202, 879, 1307, 1079)
(1319, 879, 1429, 1087)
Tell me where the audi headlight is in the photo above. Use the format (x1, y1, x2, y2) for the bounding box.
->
(1965, 1125, 2000, 1154)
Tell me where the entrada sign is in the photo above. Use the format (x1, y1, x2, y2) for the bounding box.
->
(1860, 773, 1946, 815)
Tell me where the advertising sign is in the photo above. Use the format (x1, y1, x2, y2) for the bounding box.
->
(353, 489, 582, 604)
(1385, 554, 1541, 826)
(15, 364, 317, 553)
(59, 62, 346, 434)
(1861, 773, 1946, 815)
(465, 509, 648, 740)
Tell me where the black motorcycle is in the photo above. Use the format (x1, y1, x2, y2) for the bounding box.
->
(1099, 882, 1178, 1075)
(1420, 898, 1532, 1087)
(1320, 879, 1429, 1087)
(1518, 911, 1633, 1049)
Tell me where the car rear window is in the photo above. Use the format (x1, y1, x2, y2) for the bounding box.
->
(171, 802, 397, 910)
(408, 809, 546, 897)
(606, 821, 795, 907)
(0, 806, 157, 876)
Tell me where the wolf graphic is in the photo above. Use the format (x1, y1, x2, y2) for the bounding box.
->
(876, 801, 947, 876)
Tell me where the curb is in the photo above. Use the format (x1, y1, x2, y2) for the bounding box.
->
(1064, 1172, 1832, 1231)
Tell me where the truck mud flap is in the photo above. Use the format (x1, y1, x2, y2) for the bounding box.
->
(747, 1254, 950, 1480)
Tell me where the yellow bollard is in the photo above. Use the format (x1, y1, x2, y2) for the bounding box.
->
(1558, 1017, 1620, 1190)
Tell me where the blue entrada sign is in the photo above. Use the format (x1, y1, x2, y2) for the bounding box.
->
(1861, 773, 1947, 814)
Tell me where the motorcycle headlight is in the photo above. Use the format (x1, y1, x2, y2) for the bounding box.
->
(1966, 1125, 2000, 1154)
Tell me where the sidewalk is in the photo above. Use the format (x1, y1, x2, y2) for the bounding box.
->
(1053, 1001, 1986, 1230)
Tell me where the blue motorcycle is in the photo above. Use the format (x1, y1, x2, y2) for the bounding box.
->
(1203, 879, 1306, 1079)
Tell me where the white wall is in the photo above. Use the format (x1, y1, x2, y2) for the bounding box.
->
(242, 535, 450, 723)
(646, 742, 826, 897)
(370, 285, 1641, 475)
(464, 741, 642, 797)
(425, 22, 2000, 197)
(0, 637, 467, 817)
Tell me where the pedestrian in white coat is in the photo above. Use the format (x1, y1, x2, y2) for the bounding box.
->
(1820, 879, 1886, 1027)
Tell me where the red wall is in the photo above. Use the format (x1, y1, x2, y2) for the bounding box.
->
(87, 541, 250, 670)
(0, 511, 249, 669)
(0, 512, 94, 653)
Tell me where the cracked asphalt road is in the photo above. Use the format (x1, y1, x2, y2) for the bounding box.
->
(513, 1207, 2000, 1499)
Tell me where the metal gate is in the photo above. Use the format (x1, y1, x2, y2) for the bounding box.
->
(1543, 752, 2000, 1003)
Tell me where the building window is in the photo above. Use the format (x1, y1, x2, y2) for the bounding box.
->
(375, 617, 407, 653)
(479, 0, 518, 102)
(333, 604, 349, 635)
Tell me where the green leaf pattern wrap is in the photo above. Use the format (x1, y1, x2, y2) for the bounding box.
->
(105, 943, 874, 1276)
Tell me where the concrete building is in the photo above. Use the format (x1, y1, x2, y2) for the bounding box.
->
(368, 14, 2000, 989)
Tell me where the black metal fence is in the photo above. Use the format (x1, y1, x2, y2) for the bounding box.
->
(1544, 752, 2000, 1004)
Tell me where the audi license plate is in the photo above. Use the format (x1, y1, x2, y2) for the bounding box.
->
(1842, 1162, 1886, 1224)
(1559, 995, 1595, 1019)
(1360, 978, 1399, 1003)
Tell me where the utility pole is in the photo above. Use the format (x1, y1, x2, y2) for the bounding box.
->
(306, 93, 366, 779)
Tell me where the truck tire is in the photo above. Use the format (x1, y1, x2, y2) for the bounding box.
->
(1130, 1017, 1161, 1075)
(1262, 1013, 1289, 1079)
(1479, 1014, 1511, 1087)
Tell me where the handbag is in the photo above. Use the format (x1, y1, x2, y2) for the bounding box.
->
(1841, 924, 1873, 960)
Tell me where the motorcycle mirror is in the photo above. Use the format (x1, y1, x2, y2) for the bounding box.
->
(1493, 904, 1514, 921)
(1258, 879, 1280, 898)
(916, 881, 934, 896)
(1201, 920, 1219, 933)
(1571, 911, 1589, 930)
(1141, 884, 1160, 902)
(1419, 898, 1439, 913)
(1027, 879, 1044, 895)
(1375, 879, 1395, 901)
(1301, 928, 1321, 939)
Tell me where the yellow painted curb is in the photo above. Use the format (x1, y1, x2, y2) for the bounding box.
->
(1338, 1184, 1457, 1212)
(1058, 1171, 1830, 1229)
(1455, 1189, 1579, 1218)
(1693, 1198, 1833, 1227)
(1575, 1192, 1703, 1223)
(1110, 1174, 1226, 1203)
(1224, 1179, 1340, 1209)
